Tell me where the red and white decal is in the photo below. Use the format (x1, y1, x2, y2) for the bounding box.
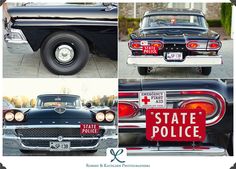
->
(146, 109, 206, 141)
(80, 124, 99, 134)
(139, 91, 166, 108)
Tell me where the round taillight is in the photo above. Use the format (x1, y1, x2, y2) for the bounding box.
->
(186, 41, 199, 49)
(152, 43, 163, 48)
(181, 100, 216, 118)
(209, 43, 219, 49)
(131, 43, 141, 49)
(118, 102, 138, 118)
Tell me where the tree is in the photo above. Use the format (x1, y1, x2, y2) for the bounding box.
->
(30, 98, 36, 107)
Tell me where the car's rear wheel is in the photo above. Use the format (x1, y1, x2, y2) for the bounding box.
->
(41, 31, 89, 75)
(137, 67, 148, 75)
(201, 67, 212, 75)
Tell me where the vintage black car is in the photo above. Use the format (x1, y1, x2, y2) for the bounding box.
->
(4, 3, 117, 75)
(3, 94, 117, 153)
(118, 79, 233, 156)
(127, 9, 222, 75)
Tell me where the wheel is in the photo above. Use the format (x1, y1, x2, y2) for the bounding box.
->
(40, 31, 89, 75)
(20, 149, 32, 153)
(137, 67, 148, 75)
(201, 67, 212, 75)
(85, 150, 98, 153)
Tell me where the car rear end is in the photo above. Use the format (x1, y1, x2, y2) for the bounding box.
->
(118, 79, 233, 156)
(127, 11, 222, 69)
(128, 37, 222, 67)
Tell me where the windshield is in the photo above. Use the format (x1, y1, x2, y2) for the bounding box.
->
(142, 15, 208, 28)
(37, 95, 81, 109)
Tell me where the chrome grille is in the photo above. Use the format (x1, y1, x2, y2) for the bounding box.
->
(16, 128, 105, 138)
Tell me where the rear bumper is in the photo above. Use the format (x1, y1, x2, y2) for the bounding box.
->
(125, 146, 228, 156)
(3, 125, 118, 151)
(119, 122, 228, 156)
(127, 55, 222, 67)
(4, 28, 33, 54)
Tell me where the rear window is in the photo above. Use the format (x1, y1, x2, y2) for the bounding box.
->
(142, 15, 208, 28)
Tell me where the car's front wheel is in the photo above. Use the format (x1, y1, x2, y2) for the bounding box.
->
(41, 31, 89, 75)
(137, 67, 148, 75)
(201, 67, 212, 75)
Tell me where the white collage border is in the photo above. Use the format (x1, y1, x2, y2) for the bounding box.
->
(0, 0, 235, 169)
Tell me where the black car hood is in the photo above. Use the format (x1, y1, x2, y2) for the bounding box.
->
(26, 108, 92, 119)
(136, 27, 219, 40)
(8, 5, 117, 20)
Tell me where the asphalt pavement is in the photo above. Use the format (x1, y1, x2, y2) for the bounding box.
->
(3, 42, 117, 78)
(3, 147, 106, 156)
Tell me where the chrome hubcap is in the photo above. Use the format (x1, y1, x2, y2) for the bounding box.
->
(55, 45, 74, 63)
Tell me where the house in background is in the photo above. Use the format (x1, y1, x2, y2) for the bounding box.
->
(119, 3, 234, 39)
(119, 3, 221, 20)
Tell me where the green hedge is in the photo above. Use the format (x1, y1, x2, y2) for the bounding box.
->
(221, 3, 232, 35)
(207, 20, 222, 27)
(119, 16, 222, 36)
(119, 16, 140, 36)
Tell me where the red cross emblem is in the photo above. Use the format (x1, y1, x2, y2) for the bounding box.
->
(142, 96, 150, 104)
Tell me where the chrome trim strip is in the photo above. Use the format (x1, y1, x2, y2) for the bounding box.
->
(118, 89, 226, 126)
(20, 137, 99, 141)
(119, 122, 145, 128)
(15, 19, 118, 27)
(3, 125, 116, 130)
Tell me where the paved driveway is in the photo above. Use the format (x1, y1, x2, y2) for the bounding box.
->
(3, 43, 117, 78)
(3, 147, 105, 156)
(118, 40, 233, 79)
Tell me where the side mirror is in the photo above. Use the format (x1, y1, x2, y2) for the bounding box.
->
(85, 102, 92, 108)
(129, 33, 138, 40)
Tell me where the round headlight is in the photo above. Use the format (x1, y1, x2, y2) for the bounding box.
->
(105, 112, 115, 122)
(15, 112, 24, 122)
(5, 112, 14, 122)
(96, 112, 105, 122)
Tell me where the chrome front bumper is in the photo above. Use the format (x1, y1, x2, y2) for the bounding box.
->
(127, 55, 222, 67)
(4, 28, 33, 54)
(3, 125, 118, 151)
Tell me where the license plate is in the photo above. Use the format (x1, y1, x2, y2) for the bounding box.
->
(146, 109, 206, 141)
(165, 52, 183, 60)
(80, 124, 100, 134)
(142, 46, 159, 55)
(139, 91, 166, 108)
(50, 141, 70, 151)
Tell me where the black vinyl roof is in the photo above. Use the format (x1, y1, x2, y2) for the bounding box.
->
(37, 94, 80, 98)
(144, 8, 204, 17)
